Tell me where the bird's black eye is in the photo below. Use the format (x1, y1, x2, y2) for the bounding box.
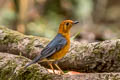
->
(66, 23, 69, 26)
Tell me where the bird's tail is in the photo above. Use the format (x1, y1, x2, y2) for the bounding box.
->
(24, 55, 42, 69)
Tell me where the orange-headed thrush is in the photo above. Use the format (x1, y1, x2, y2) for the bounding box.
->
(24, 20, 79, 74)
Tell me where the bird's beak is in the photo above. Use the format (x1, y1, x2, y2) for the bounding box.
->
(73, 21, 79, 24)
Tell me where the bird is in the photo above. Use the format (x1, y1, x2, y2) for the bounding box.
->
(24, 20, 79, 74)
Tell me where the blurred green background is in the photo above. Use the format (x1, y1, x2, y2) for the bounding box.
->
(0, 0, 120, 42)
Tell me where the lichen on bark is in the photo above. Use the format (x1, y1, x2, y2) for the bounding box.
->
(1, 26, 120, 79)
(0, 52, 54, 80)
(1, 26, 120, 72)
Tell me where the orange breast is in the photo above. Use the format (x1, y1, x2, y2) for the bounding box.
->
(49, 43, 70, 60)
(49, 40, 70, 60)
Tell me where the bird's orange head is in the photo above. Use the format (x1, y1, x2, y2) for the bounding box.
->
(58, 20, 79, 35)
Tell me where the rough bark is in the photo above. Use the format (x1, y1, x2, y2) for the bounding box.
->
(0, 52, 50, 80)
(0, 26, 120, 72)
(1, 52, 120, 80)
(58, 40, 120, 72)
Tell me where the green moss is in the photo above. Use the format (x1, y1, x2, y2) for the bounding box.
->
(2, 34, 18, 44)
(13, 66, 52, 80)
(93, 47, 102, 54)
(0, 60, 17, 80)
(25, 37, 35, 54)
(0, 26, 23, 44)
(115, 41, 120, 60)
(93, 49, 100, 54)
(0, 57, 52, 80)
(63, 70, 69, 73)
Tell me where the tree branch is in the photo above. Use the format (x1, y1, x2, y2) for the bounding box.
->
(0, 52, 120, 80)
(58, 40, 120, 72)
(0, 26, 120, 72)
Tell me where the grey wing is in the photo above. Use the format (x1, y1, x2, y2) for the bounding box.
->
(24, 34, 67, 68)
(40, 34, 67, 58)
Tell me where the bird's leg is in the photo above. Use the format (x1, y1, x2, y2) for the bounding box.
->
(54, 64, 64, 74)
(39, 59, 55, 62)
(47, 61, 55, 74)
(54, 61, 64, 74)
(38, 58, 56, 74)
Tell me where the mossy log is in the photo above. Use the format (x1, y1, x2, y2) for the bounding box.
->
(0, 52, 120, 80)
(0, 52, 51, 80)
(0, 26, 120, 72)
